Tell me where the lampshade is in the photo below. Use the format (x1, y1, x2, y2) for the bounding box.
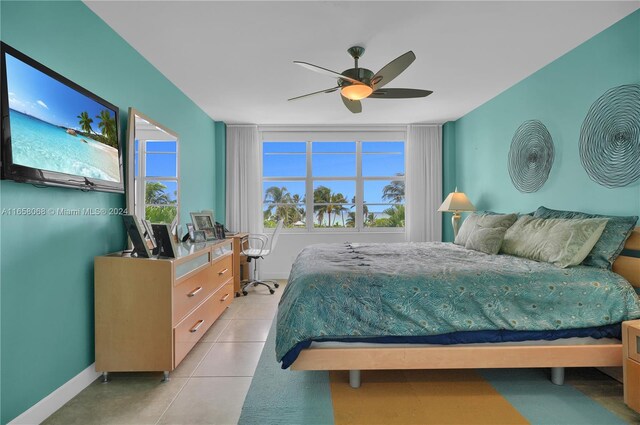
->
(341, 84, 373, 100)
(437, 188, 476, 212)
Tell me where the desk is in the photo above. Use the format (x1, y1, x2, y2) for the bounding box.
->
(227, 233, 249, 296)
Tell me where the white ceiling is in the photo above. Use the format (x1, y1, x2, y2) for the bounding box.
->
(85, 1, 639, 125)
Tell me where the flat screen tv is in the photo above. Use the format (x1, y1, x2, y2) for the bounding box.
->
(0, 42, 124, 193)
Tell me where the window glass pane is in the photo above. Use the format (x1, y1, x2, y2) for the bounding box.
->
(313, 181, 355, 204)
(362, 141, 403, 153)
(312, 141, 355, 153)
(263, 181, 305, 204)
(313, 181, 355, 228)
(145, 181, 178, 204)
(263, 154, 305, 177)
(364, 179, 405, 204)
(362, 141, 404, 176)
(263, 142, 307, 177)
(147, 141, 177, 153)
(314, 204, 354, 228)
(263, 141, 306, 153)
(146, 153, 177, 177)
(312, 141, 355, 177)
(263, 203, 306, 228)
(145, 206, 177, 224)
(134, 139, 139, 177)
(364, 204, 405, 228)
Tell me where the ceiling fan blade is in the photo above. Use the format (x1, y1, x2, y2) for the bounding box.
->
(341, 95, 362, 114)
(288, 86, 339, 101)
(294, 61, 362, 85)
(372, 51, 416, 89)
(369, 88, 433, 99)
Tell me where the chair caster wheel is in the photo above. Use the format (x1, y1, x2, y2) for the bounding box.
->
(269, 289, 275, 294)
(274, 283, 280, 288)
(242, 291, 248, 296)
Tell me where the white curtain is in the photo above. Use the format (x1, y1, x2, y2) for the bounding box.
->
(226, 125, 262, 235)
(405, 125, 442, 242)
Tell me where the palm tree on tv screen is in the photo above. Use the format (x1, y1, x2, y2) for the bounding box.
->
(77, 111, 94, 134)
(96, 110, 117, 146)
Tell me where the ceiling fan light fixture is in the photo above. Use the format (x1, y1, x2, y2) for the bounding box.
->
(341, 84, 373, 100)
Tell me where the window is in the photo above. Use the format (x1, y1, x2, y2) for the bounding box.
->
(134, 139, 179, 223)
(262, 138, 404, 231)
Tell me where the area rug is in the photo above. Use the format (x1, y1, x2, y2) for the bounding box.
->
(239, 320, 632, 425)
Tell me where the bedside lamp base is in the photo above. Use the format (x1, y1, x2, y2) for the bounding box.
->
(452, 212, 462, 238)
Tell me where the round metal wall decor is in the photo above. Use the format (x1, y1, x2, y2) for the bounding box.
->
(579, 84, 640, 188)
(508, 120, 555, 193)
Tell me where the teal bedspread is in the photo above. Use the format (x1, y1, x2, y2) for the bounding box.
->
(276, 242, 640, 363)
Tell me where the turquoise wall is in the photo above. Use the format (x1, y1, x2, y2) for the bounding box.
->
(451, 10, 639, 225)
(0, 2, 224, 423)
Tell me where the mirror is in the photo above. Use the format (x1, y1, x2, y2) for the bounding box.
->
(126, 108, 180, 224)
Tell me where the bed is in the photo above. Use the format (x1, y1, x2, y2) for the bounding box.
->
(276, 227, 640, 388)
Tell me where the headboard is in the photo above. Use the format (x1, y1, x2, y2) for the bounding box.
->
(613, 227, 640, 288)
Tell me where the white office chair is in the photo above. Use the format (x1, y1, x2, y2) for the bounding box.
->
(240, 219, 284, 295)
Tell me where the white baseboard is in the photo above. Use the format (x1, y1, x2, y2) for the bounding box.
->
(8, 363, 100, 425)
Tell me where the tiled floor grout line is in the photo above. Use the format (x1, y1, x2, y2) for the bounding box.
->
(155, 305, 238, 425)
(154, 376, 190, 425)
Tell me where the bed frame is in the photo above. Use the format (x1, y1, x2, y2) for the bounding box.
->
(290, 227, 640, 388)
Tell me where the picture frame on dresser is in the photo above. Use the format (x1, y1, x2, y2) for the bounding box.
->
(191, 211, 216, 240)
(151, 223, 178, 258)
(122, 215, 151, 258)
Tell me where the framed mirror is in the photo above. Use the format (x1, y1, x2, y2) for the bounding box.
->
(126, 108, 180, 225)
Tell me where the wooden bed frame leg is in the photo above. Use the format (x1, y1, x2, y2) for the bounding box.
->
(551, 367, 565, 385)
(349, 370, 361, 388)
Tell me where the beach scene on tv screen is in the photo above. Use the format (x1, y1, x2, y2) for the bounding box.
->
(6, 53, 120, 182)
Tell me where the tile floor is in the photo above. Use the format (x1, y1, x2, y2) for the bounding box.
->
(40, 280, 638, 425)
(43, 282, 284, 425)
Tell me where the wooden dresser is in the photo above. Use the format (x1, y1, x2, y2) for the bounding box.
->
(95, 239, 234, 380)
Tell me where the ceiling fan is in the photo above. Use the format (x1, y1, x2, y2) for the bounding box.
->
(289, 46, 433, 114)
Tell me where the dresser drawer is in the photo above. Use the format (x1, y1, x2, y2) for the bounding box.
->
(628, 325, 640, 363)
(211, 254, 233, 290)
(211, 279, 234, 321)
(174, 293, 219, 366)
(173, 266, 217, 325)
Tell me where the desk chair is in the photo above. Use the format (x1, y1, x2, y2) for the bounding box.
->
(240, 219, 284, 295)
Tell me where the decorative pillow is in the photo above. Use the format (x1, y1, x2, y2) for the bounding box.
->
(465, 225, 507, 255)
(454, 213, 517, 246)
(477, 213, 518, 229)
(501, 216, 608, 268)
(454, 213, 480, 246)
(534, 206, 638, 269)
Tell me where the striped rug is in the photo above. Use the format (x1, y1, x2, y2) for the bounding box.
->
(239, 321, 637, 424)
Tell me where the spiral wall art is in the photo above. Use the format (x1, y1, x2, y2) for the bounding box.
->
(579, 84, 640, 188)
(508, 120, 555, 193)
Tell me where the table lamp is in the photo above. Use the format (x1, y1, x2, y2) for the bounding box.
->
(437, 188, 476, 238)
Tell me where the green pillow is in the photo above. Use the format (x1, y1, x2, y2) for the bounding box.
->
(534, 206, 638, 269)
(454, 213, 517, 246)
(465, 225, 507, 255)
(501, 216, 608, 268)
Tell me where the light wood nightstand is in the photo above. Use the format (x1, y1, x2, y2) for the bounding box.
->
(623, 320, 640, 413)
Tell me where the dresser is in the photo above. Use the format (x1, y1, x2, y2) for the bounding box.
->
(95, 239, 234, 380)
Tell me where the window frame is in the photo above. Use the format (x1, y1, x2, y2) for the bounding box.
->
(134, 138, 180, 223)
(260, 128, 406, 233)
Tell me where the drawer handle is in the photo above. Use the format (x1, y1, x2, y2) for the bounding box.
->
(220, 293, 230, 302)
(218, 268, 229, 276)
(187, 287, 203, 297)
(189, 320, 205, 333)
